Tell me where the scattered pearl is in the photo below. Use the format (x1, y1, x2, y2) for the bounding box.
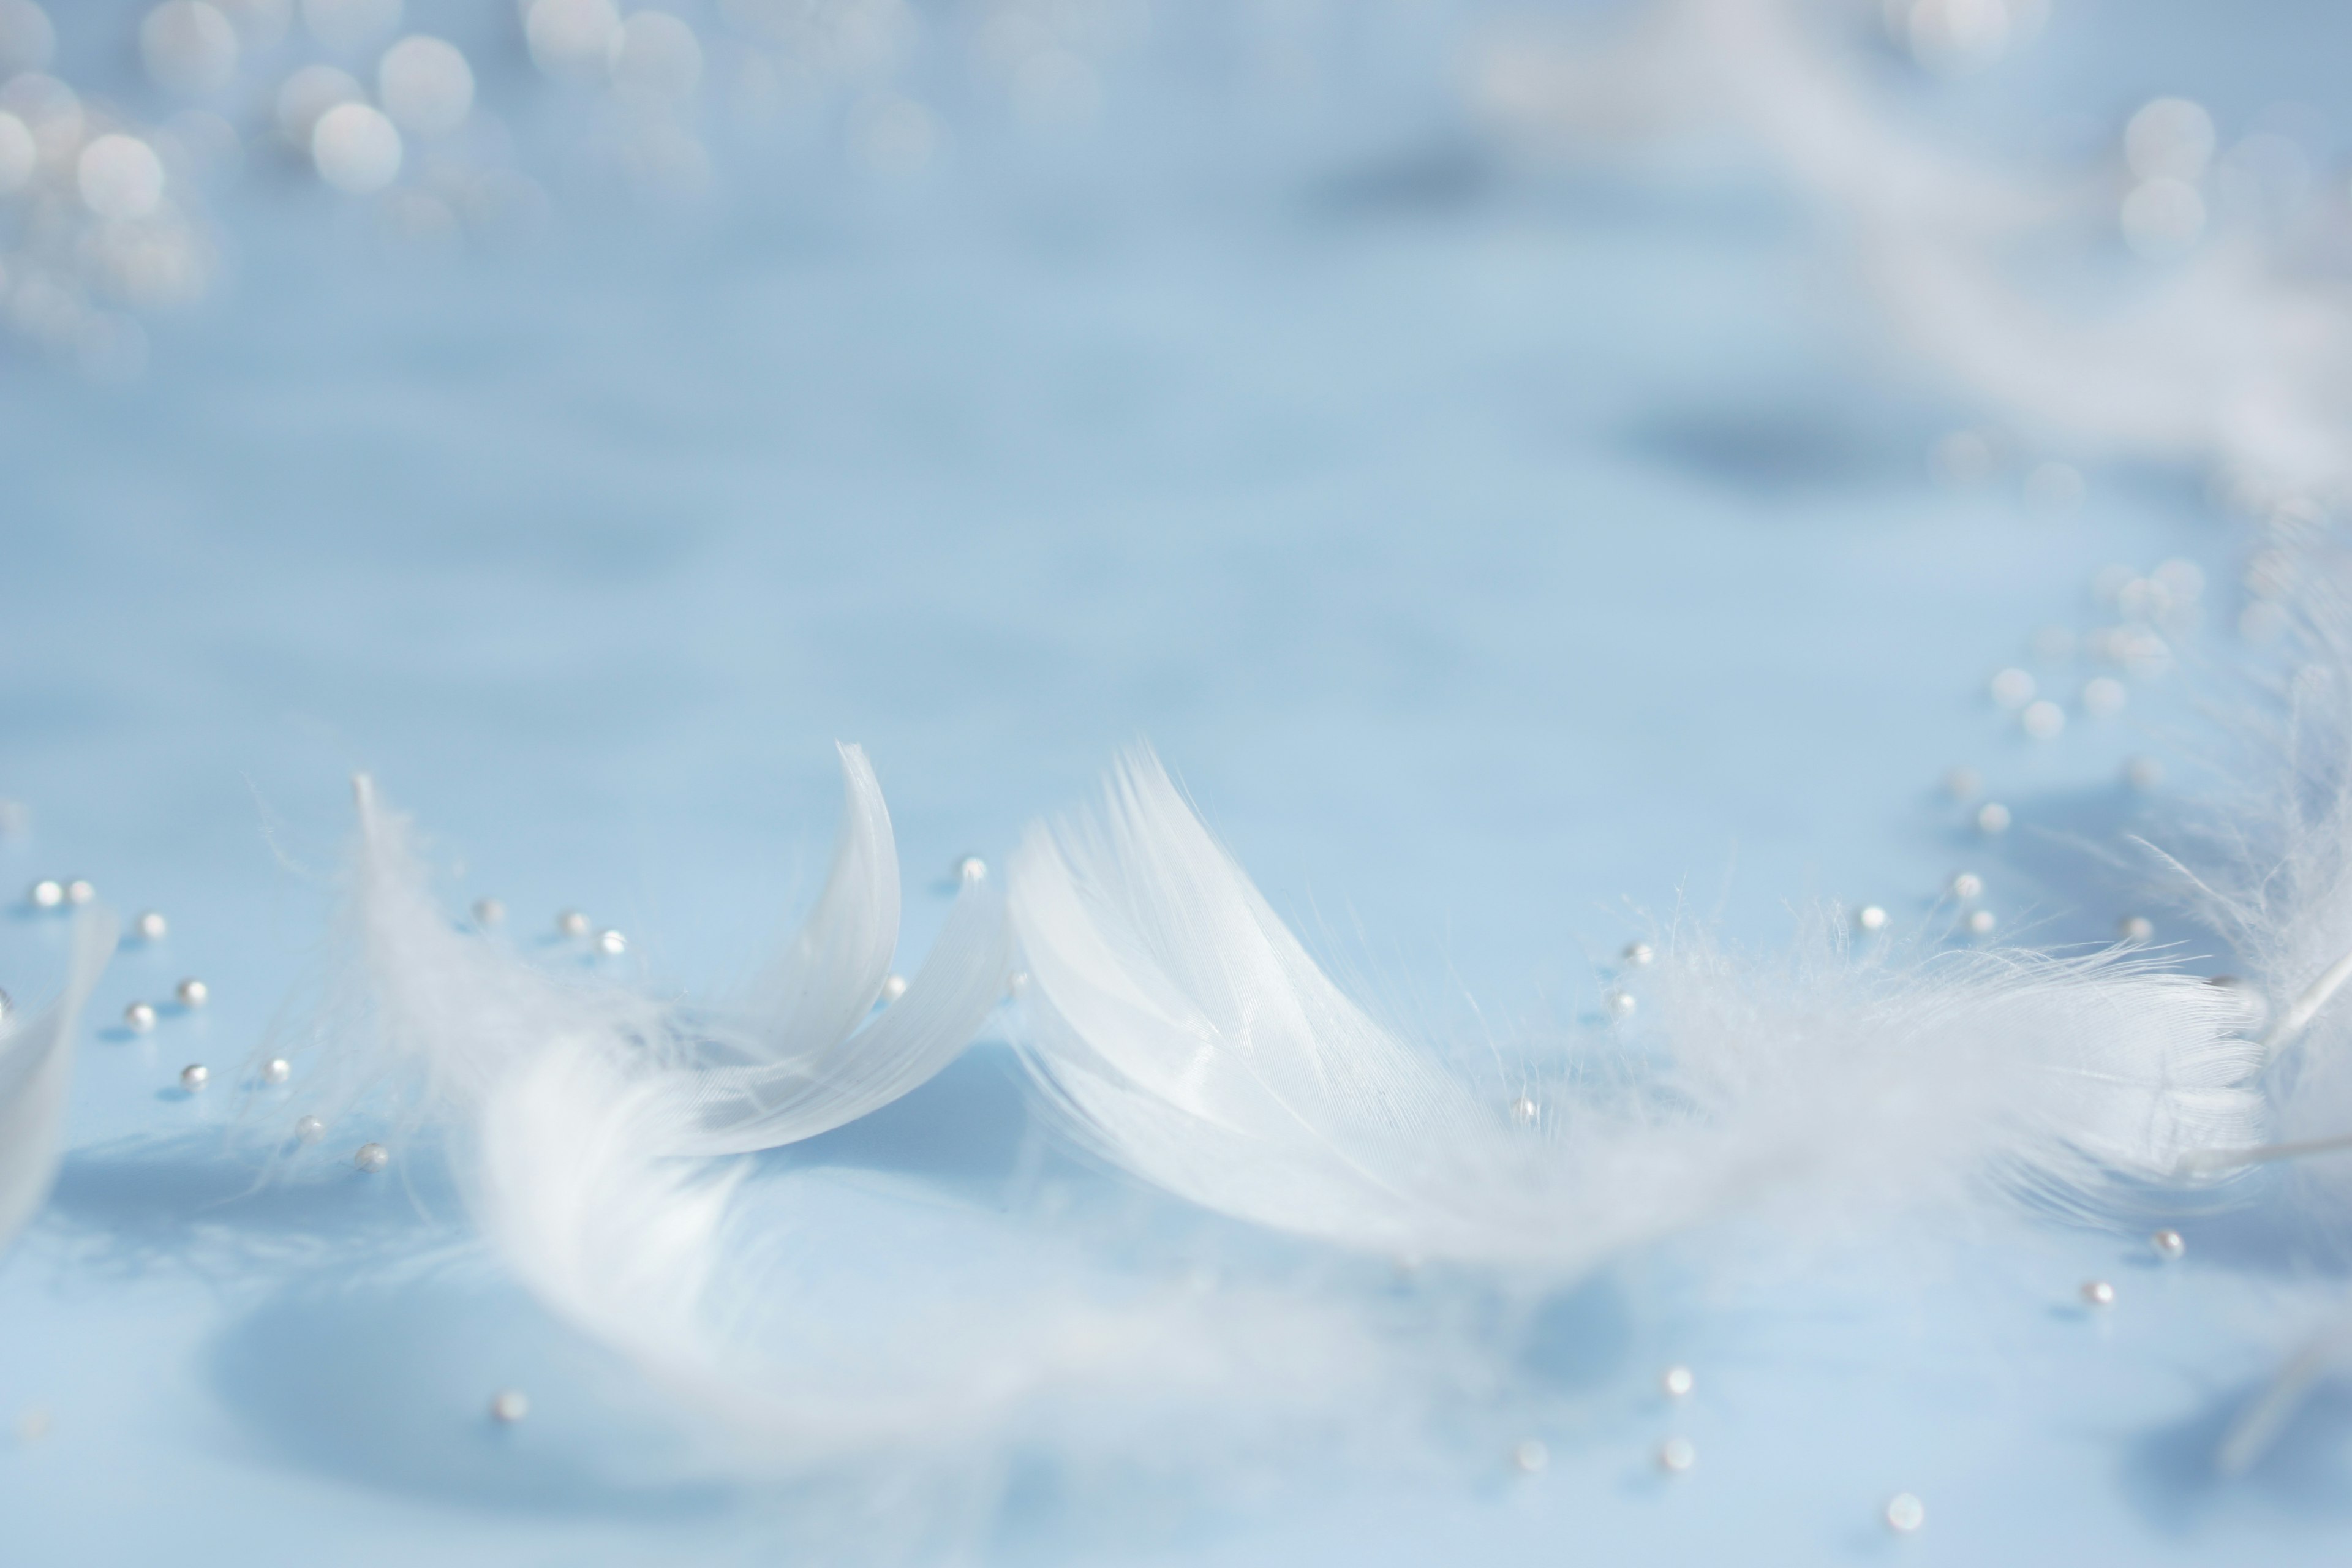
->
(2125, 756, 2165, 792)
(1621, 941, 1656, 967)
(489, 1389, 530, 1423)
(124, 1001, 157, 1033)
(1943, 765, 1983, 801)
(17, 1407, 51, 1444)
(1662, 1364, 1694, 1398)
(133, 910, 168, 941)
(2082, 1279, 2116, 1308)
(1602, 988, 1636, 1020)
(881, 974, 908, 1003)
(175, 977, 209, 1008)
(1885, 1493, 1926, 1534)
(472, 897, 506, 927)
(294, 1115, 325, 1144)
(1967, 909, 1997, 937)
(2207, 974, 2270, 1033)
(2117, 915, 2154, 943)
(954, 854, 987, 883)
(1512, 1438, 1549, 1474)
(262, 1058, 292, 1085)
(2022, 700, 2067, 740)
(1989, 668, 2036, 709)
(354, 1142, 390, 1172)
(1510, 1094, 1539, 1126)
(556, 910, 590, 938)
(595, 929, 627, 957)
(27, 879, 62, 910)
(1950, 872, 1983, 901)
(64, 879, 94, 905)
(1975, 802, 2011, 835)
(178, 1063, 208, 1091)
(1855, 905, 1890, 933)
(1657, 1438, 1695, 1473)
(2151, 1229, 2186, 1262)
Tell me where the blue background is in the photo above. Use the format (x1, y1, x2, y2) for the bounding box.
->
(4, 1, 2350, 1562)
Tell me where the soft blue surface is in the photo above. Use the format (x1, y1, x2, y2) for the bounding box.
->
(4, 2, 2348, 1564)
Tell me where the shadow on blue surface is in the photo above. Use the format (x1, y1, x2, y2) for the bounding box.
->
(2126, 1378, 2352, 1531)
(209, 1270, 738, 1519)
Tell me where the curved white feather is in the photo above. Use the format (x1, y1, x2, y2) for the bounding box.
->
(0, 910, 119, 1255)
(733, 743, 900, 1063)
(1010, 748, 2264, 1273)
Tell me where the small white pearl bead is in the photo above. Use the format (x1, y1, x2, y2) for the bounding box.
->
(1951, 872, 1983, 901)
(2022, 699, 2067, 739)
(1510, 1095, 1539, 1125)
(179, 1063, 208, 1091)
(262, 1058, 292, 1085)
(134, 910, 168, 941)
(2083, 677, 2128, 718)
(1621, 941, 1656, 967)
(1511, 1438, 1548, 1474)
(1885, 1493, 1926, 1534)
(472, 897, 506, 927)
(1976, 802, 2011, 835)
(176, 978, 209, 1008)
(1943, 765, 1982, 801)
(1602, 989, 1635, 1020)
(881, 974, 908, 1003)
(595, 929, 627, 957)
(2117, 915, 2154, 943)
(1661, 1364, 1694, 1398)
(1855, 905, 1889, 933)
(955, 855, 987, 883)
(294, 1115, 325, 1144)
(63, 879, 94, 905)
(2082, 1279, 2116, 1307)
(2125, 756, 2165, 791)
(1657, 1438, 1696, 1473)
(556, 910, 590, 938)
(2150, 1228, 2185, 1261)
(1967, 909, 1997, 937)
(28, 879, 62, 910)
(2206, 974, 2270, 1033)
(124, 1001, 156, 1033)
(354, 1142, 390, 1172)
(489, 1389, 529, 1423)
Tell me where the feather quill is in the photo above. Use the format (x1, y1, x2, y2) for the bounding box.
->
(0, 910, 119, 1256)
(1008, 748, 2264, 1277)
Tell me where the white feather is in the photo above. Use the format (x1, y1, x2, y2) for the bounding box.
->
(1009, 748, 2264, 1275)
(294, 745, 1007, 1158)
(0, 910, 119, 1256)
(290, 760, 1419, 1508)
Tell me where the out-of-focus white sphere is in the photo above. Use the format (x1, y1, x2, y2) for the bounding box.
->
(0, 0, 55, 75)
(608, 9, 701, 102)
(142, 2, 240, 95)
(377, 34, 473, 135)
(526, 0, 621, 80)
(312, 100, 401, 193)
(78, 134, 167, 219)
(276, 62, 360, 146)
(0, 111, 34, 194)
(2121, 176, 2206, 257)
(2125, 97, 2215, 183)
